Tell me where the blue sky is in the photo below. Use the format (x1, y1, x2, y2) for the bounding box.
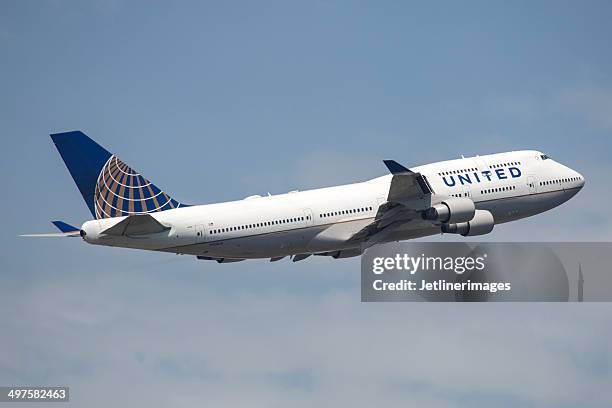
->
(2, 1, 612, 406)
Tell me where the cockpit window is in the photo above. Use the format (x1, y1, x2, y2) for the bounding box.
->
(541, 154, 550, 160)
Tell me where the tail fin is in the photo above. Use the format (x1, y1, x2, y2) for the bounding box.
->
(51, 131, 186, 219)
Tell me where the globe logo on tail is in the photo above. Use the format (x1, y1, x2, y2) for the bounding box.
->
(94, 156, 182, 219)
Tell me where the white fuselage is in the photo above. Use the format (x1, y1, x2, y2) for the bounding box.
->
(81, 150, 584, 259)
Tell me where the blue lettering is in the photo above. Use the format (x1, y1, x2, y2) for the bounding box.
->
(458, 174, 472, 185)
(443, 176, 456, 187)
(509, 167, 522, 178)
(482, 170, 492, 181)
(496, 168, 507, 179)
(472, 172, 481, 183)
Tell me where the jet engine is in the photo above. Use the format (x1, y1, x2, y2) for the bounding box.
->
(423, 197, 475, 224)
(441, 209, 495, 236)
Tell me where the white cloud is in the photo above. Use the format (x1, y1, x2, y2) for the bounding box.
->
(1, 263, 611, 407)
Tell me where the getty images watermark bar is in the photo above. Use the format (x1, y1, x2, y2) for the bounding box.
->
(361, 242, 612, 302)
(0, 387, 69, 402)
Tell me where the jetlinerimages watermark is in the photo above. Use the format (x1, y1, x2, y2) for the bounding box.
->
(370, 253, 511, 293)
(361, 242, 612, 302)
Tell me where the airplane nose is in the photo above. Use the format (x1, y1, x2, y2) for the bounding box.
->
(576, 172, 585, 189)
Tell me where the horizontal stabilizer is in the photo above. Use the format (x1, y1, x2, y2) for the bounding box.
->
(101, 214, 170, 236)
(20, 220, 81, 237)
(19, 231, 81, 238)
(52, 220, 79, 233)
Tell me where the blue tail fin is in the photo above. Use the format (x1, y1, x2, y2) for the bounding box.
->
(51, 131, 186, 219)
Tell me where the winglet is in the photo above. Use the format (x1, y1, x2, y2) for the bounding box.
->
(51, 220, 79, 233)
(383, 160, 413, 174)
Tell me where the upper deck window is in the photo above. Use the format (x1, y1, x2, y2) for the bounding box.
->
(541, 154, 550, 160)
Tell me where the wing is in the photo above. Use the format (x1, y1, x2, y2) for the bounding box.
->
(101, 214, 170, 236)
(349, 160, 437, 247)
(383, 160, 433, 204)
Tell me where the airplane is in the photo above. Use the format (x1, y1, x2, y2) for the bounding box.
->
(23, 131, 585, 263)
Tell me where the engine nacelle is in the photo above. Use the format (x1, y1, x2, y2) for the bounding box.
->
(423, 197, 475, 224)
(441, 209, 494, 237)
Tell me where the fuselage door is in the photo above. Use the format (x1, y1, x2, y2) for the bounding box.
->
(302, 208, 314, 226)
(474, 156, 487, 171)
(527, 176, 537, 194)
(195, 224, 205, 242)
